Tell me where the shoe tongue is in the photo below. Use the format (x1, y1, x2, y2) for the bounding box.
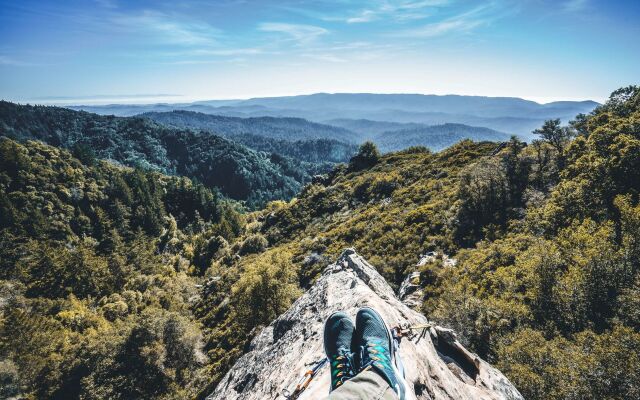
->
(359, 344, 373, 367)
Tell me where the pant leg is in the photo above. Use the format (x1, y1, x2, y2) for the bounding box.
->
(326, 370, 399, 400)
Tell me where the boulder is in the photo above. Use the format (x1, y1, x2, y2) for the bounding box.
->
(206, 249, 523, 400)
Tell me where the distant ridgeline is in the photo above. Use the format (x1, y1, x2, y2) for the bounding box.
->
(0, 101, 356, 208)
(142, 110, 511, 153)
(140, 110, 361, 144)
(71, 93, 599, 140)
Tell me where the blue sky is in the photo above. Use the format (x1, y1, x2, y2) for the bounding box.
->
(1, 0, 638, 104)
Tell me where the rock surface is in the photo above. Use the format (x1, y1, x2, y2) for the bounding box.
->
(206, 249, 523, 400)
(399, 271, 423, 309)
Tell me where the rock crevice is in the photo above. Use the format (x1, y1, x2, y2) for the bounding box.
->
(206, 249, 523, 400)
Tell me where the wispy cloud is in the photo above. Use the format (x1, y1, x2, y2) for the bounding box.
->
(302, 53, 348, 63)
(94, 0, 118, 9)
(160, 47, 266, 64)
(298, 41, 403, 64)
(258, 23, 329, 44)
(334, 0, 451, 24)
(0, 55, 38, 66)
(191, 48, 264, 56)
(563, 0, 589, 12)
(392, 2, 512, 38)
(109, 10, 222, 46)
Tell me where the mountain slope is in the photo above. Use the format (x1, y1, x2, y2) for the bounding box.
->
(140, 110, 359, 162)
(324, 118, 427, 136)
(0, 137, 245, 399)
(0, 101, 323, 208)
(373, 123, 511, 152)
(141, 110, 362, 142)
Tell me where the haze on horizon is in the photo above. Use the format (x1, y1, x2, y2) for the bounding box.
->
(1, 0, 639, 105)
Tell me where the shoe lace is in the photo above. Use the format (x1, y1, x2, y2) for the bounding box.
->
(360, 339, 390, 371)
(332, 348, 355, 388)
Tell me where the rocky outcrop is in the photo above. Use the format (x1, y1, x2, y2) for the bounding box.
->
(206, 249, 523, 400)
(417, 252, 457, 268)
(399, 271, 423, 308)
(400, 252, 457, 309)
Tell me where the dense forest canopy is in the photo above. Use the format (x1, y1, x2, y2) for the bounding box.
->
(0, 86, 638, 400)
(0, 138, 245, 399)
(0, 101, 351, 208)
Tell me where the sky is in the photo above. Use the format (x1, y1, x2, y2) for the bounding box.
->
(0, 0, 639, 104)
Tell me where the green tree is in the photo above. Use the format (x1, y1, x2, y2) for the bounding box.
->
(533, 119, 574, 169)
(230, 250, 300, 328)
(349, 141, 380, 171)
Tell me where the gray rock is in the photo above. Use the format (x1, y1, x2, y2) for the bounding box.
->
(206, 249, 523, 400)
(399, 271, 423, 309)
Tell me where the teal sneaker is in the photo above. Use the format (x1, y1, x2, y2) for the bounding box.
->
(323, 311, 356, 391)
(354, 307, 407, 399)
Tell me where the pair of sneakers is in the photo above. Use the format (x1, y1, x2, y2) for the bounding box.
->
(323, 307, 407, 399)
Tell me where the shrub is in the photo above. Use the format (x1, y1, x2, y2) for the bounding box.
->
(239, 234, 268, 255)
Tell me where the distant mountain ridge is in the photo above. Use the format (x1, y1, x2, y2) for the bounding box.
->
(228, 93, 598, 118)
(141, 110, 510, 153)
(68, 93, 598, 138)
(141, 110, 362, 142)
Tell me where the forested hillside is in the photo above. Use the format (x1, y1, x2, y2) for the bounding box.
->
(0, 102, 335, 208)
(1, 86, 637, 400)
(374, 123, 510, 152)
(141, 110, 358, 162)
(0, 138, 245, 399)
(227, 133, 357, 163)
(141, 110, 361, 142)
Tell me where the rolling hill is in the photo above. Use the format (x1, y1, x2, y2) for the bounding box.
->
(374, 123, 511, 152)
(142, 110, 509, 153)
(0, 101, 336, 208)
(141, 110, 361, 142)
